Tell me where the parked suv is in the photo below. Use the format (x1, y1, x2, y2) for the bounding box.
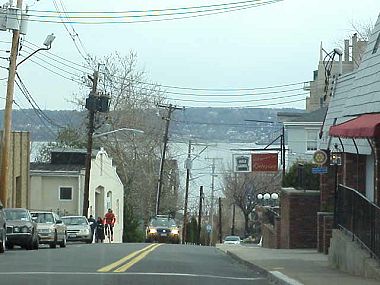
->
(30, 211, 67, 248)
(0, 201, 5, 253)
(4, 208, 38, 250)
(61, 216, 92, 243)
(146, 215, 180, 244)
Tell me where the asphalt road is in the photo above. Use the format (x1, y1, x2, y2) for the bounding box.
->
(0, 243, 270, 285)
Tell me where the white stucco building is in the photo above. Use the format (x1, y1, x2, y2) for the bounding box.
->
(30, 148, 124, 243)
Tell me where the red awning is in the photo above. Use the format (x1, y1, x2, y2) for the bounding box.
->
(329, 114, 380, 138)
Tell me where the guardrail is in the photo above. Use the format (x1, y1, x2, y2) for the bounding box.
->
(336, 184, 380, 259)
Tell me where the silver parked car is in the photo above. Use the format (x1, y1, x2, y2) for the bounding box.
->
(61, 216, 92, 244)
(30, 211, 67, 248)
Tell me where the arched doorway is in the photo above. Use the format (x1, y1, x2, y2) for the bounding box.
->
(95, 186, 105, 218)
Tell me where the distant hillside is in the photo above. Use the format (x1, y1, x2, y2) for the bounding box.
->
(2, 107, 304, 143)
(171, 107, 303, 143)
(0, 109, 84, 141)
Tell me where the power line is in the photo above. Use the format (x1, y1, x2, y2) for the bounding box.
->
(15, 73, 62, 129)
(53, 0, 90, 64)
(22, 44, 89, 74)
(15, 80, 58, 137)
(28, 0, 279, 14)
(22, 40, 312, 95)
(17, 0, 282, 25)
(27, 58, 84, 84)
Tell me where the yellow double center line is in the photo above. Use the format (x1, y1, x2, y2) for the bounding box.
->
(97, 243, 162, 273)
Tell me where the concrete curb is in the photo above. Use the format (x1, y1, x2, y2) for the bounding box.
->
(219, 248, 304, 285)
(268, 271, 304, 285)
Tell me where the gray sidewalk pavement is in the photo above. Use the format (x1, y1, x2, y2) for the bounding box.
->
(216, 244, 380, 285)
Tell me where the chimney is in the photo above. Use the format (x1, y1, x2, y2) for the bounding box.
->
(344, 39, 350, 61)
(352, 33, 358, 64)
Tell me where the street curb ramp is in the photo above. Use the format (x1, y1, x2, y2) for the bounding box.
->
(222, 249, 304, 285)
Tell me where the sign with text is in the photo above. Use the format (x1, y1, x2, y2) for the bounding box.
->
(233, 154, 251, 172)
(252, 153, 278, 172)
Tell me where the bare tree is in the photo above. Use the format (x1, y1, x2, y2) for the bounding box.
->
(83, 52, 180, 230)
(223, 171, 281, 236)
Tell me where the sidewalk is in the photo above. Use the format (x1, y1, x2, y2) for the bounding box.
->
(216, 244, 380, 285)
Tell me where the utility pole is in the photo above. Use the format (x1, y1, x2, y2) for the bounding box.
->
(82, 70, 99, 217)
(0, 0, 23, 206)
(282, 125, 286, 179)
(182, 140, 192, 244)
(156, 104, 182, 216)
(197, 186, 204, 245)
(218, 197, 223, 243)
(231, 172, 237, 235)
(231, 203, 236, 235)
(205, 157, 222, 245)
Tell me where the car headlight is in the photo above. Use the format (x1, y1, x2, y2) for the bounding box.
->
(49, 226, 55, 233)
(149, 228, 157, 234)
(13, 227, 20, 233)
(171, 229, 179, 235)
(80, 229, 90, 235)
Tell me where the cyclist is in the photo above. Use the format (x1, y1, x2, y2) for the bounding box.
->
(104, 209, 116, 241)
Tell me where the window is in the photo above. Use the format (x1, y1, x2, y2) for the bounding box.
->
(59, 187, 72, 200)
(306, 130, 318, 151)
(106, 191, 112, 210)
(372, 33, 380, 54)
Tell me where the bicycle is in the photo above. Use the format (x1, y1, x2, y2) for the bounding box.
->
(104, 223, 113, 243)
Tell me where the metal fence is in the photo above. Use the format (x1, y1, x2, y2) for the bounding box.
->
(336, 184, 380, 259)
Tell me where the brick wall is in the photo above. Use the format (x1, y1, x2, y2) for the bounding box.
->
(317, 212, 328, 252)
(319, 150, 344, 211)
(275, 216, 281, 248)
(261, 216, 281, 249)
(323, 215, 334, 254)
(262, 223, 276, 248)
(280, 188, 320, 249)
(343, 153, 366, 194)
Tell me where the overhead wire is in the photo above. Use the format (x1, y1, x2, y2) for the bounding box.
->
(22, 40, 312, 97)
(21, 0, 282, 25)
(16, 73, 63, 129)
(28, 0, 279, 14)
(15, 79, 58, 137)
(53, 0, 90, 64)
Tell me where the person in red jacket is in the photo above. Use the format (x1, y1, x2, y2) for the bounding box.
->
(104, 209, 116, 241)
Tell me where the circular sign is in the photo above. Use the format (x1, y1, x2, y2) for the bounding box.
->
(313, 150, 328, 165)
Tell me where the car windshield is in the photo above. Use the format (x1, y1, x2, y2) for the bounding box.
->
(225, 236, 240, 241)
(4, 209, 29, 221)
(61, 217, 88, 225)
(31, 212, 54, 223)
(150, 218, 177, 228)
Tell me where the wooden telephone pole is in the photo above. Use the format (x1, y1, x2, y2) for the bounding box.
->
(0, 0, 23, 206)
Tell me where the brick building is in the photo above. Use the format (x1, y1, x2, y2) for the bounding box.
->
(318, 13, 380, 277)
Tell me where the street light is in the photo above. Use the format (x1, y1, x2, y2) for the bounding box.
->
(257, 192, 279, 207)
(17, 33, 55, 67)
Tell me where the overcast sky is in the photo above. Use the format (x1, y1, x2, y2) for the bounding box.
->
(0, 0, 379, 111)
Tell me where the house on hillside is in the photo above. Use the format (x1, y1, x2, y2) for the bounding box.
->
(278, 107, 326, 169)
(29, 148, 124, 243)
(317, 13, 380, 279)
